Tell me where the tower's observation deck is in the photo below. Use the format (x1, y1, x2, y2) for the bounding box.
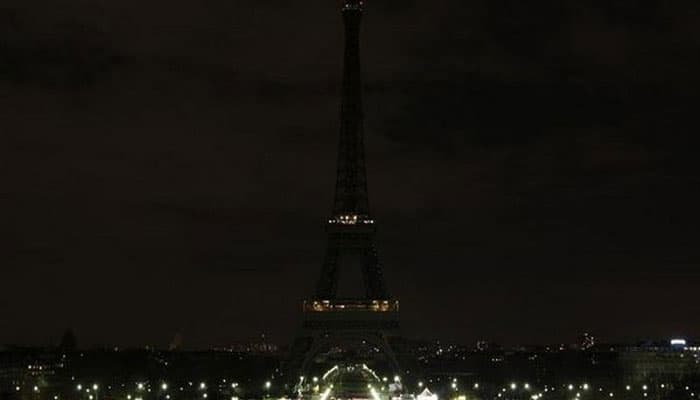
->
(328, 214, 374, 225)
(342, 0, 364, 12)
(303, 299, 400, 332)
(304, 299, 399, 313)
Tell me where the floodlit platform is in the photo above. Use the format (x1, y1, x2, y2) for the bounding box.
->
(304, 300, 400, 313)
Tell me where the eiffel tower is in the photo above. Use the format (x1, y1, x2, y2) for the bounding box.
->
(286, 0, 401, 383)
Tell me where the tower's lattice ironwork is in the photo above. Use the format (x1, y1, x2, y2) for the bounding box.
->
(315, 0, 388, 301)
(333, 0, 369, 217)
(286, 0, 401, 385)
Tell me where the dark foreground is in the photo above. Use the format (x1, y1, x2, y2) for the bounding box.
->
(1, 341, 699, 400)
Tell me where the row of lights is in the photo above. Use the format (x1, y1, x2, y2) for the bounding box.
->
(430, 380, 698, 400)
(328, 214, 375, 225)
(68, 380, 248, 400)
(20, 378, 698, 400)
(21, 380, 257, 394)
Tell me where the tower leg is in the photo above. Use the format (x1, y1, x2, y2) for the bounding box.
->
(362, 245, 387, 299)
(315, 247, 339, 299)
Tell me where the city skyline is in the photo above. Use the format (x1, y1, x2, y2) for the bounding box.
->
(3, 0, 700, 349)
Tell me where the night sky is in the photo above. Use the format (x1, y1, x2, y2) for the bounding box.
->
(2, 0, 700, 349)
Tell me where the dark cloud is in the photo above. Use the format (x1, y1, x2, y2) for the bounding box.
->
(2, 0, 699, 348)
(0, 9, 121, 88)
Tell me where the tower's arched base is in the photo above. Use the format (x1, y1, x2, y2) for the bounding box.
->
(285, 299, 401, 391)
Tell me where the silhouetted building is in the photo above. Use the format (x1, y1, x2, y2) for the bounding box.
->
(58, 330, 77, 353)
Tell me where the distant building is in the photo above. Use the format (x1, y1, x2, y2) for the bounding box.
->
(580, 333, 596, 350)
